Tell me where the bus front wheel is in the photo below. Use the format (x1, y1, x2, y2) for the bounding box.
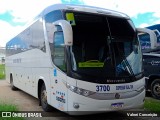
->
(151, 79, 160, 99)
(40, 83, 53, 112)
(10, 75, 17, 90)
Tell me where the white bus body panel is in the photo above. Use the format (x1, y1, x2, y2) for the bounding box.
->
(49, 68, 68, 111)
(67, 77, 145, 114)
(5, 49, 52, 98)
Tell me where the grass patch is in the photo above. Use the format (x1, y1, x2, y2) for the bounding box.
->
(144, 98, 160, 112)
(0, 64, 5, 79)
(0, 103, 18, 111)
(0, 102, 24, 120)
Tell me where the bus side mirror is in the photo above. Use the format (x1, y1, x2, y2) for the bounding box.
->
(137, 28, 157, 49)
(53, 20, 73, 46)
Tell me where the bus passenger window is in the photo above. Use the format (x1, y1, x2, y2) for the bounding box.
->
(53, 26, 66, 71)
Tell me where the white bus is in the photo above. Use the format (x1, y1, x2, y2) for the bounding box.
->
(6, 4, 145, 115)
(138, 27, 160, 99)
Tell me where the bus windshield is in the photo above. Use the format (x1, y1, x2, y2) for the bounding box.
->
(65, 11, 142, 81)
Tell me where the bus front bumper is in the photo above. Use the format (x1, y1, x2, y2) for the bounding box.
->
(67, 89, 145, 115)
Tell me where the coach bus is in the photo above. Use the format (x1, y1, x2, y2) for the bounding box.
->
(138, 26, 160, 99)
(6, 4, 145, 115)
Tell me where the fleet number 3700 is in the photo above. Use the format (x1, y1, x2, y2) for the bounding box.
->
(96, 85, 110, 92)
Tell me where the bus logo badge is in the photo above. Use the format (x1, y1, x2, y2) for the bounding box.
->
(115, 93, 120, 99)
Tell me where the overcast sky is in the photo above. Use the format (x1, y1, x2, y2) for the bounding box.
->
(0, 0, 160, 47)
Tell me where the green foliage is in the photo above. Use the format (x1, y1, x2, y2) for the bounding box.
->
(0, 64, 5, 79)
(0, 102, 24, 120)
(0, 103, 18, 111)
(144, 98, 160, 112)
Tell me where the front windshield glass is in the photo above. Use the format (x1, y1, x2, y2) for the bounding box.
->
(65, 11, 142, 79)
(112, 40, 142, 77)
(107, 17, 142, 76)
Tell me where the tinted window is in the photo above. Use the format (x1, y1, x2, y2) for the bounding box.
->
(6, 19, 46, 56)
(107, 17, 135, 39)
(45, 10, 63, 23)
(53, 26, 66, 71)
(45, 10, 63, 44)
(31, 20, 46, 52)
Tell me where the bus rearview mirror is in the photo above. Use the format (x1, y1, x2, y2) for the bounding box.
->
(53, 20, 73, 46)
(137, 28, 157, 49)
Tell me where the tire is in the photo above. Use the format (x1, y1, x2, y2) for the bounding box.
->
(151, 79, 160, 99)
(10, 75, 18, 90)
(40, 83, 53, 112)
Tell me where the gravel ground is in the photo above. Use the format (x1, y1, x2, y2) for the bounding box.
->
(0, 80, 42, 111)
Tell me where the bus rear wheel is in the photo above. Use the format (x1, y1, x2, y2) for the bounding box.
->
(151, 79, 160, 99)
(40, 83, 53, 112)
(10, 75, 17, 90)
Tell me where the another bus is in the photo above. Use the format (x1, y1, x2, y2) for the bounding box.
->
(6, 4, 145, 115)
(138, 25, 160, 99)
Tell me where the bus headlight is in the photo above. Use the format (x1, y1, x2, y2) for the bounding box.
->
(136, 86, 145, 93)
(64, 82, 95, 97)
(77, 88, 83, 94)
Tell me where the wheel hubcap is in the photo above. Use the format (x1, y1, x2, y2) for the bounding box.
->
(153, 83, 160, 96)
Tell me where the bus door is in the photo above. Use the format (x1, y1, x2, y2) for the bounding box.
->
(49, 23, 71, 111)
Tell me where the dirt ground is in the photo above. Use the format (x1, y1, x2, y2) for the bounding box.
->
(0, 80, 42, 111)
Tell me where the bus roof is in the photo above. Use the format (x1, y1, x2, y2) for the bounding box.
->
(7, 3, 131, 44)
(37, 4, 130, 20)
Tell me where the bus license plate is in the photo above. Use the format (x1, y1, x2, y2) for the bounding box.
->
(111, 103, 124, 109)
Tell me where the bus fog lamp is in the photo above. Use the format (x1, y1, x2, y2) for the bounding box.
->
(83, 91, 89, 96)
(73, 103, 79, 109)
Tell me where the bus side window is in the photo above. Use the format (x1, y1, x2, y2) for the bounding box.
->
(53, 25, 66, 71)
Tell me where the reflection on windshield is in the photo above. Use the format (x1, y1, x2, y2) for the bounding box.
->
(116, 51, 142, 76)
(127, 50, 142, 75)
(114, 39, 142, 76)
